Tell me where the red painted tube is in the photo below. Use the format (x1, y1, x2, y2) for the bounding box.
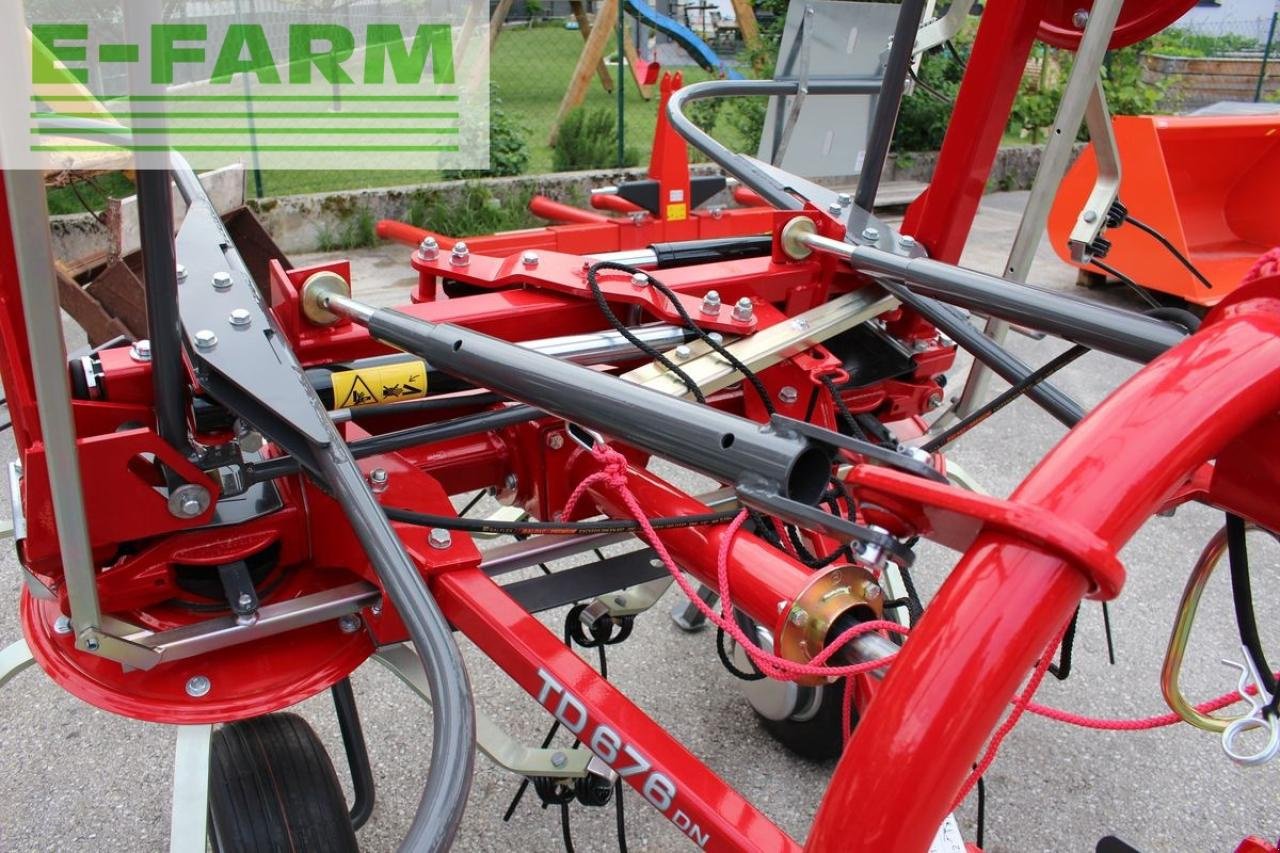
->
(591, 193, 645, 214)
(572, 453, 817, 635)
(375, 219, 456, 249)
(808, 293, 1280, 850)
(732, 186, 766, 207)
(528, 194, 613, 225)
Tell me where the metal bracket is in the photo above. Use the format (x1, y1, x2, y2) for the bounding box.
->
(373, 643, 593, 778)
(622, 288, 899, 398)
(1068, 82, 1122, 263)
(914, 0, 969, 55)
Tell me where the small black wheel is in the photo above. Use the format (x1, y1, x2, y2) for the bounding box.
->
(208, 712, 359, 853)
(730, 620, 851, 762)
(757, 678, 850, 762)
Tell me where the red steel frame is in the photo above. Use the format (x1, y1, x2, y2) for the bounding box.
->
(4, 0, 1274, 849)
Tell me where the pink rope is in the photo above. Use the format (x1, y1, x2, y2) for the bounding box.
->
(560, 443, 908, 696)
(563, 443, 1277, 803)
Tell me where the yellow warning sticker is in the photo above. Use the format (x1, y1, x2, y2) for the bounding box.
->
(331, 360, 428, 408)
(665, 203, 688, 222)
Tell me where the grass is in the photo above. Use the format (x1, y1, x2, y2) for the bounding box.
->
(43, 23, 726, 211)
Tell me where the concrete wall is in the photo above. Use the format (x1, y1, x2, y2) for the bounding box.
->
(48, 143, 1065, 261)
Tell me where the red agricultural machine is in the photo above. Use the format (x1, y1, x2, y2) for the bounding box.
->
(2, 0, 1279, 850)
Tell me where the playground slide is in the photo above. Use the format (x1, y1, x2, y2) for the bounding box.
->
(624, 0, 744, 80)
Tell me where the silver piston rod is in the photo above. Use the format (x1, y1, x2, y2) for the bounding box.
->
(305, 283, 833, 507)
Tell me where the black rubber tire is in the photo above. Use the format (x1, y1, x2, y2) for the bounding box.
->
(208, 712, 359, 853)
(758, 679, 851, 762)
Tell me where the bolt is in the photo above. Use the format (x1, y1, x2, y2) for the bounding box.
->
(927, 391, 944, 409)
(863, 582, 883, 601)
(504, 473, 519, 493)
(450, 242, 471, 266)
(185, 675, 211, 698)
(827, 201, 843, 216)
(369, 467, 389, 493)
(84, 636, 100, 651)
(789, 607, 808, 627)
(53, 615, 72, 635)
(547, 432, 565, 450)
(631, 272, 650, 288)
(709, 205, 724, 219)
(674, 345, 692, 360)
(900, 234, 917, 247)
(236, 592, 253, 610)
(1072, 8, 1089, 28)
(700, 290, 722, 316)
(791, 317, 811, 331)
(338, 613, 362, 634)
(837, 192, 852, 207)
(168, 484, 211, 519)
(194, 329, 218, 351)
(521, 251, 539, 267)
(1083, 210, 1098, 224)
(129, 339, 152, 362)
(861, 226, 880, 242)
(211, 271, 233, 291)
(732, 297, 754, 323)
(429, 527, 452, 550)
(778, 386, 799, 405)
(551, 751, 568, 768)
(708, 332, 724, 346)
(419, 237, 439, 260)
(228, 308, 252, 328)
(175, 264, 188, 282)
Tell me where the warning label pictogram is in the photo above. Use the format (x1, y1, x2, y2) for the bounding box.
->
(331, 360, 428, 408)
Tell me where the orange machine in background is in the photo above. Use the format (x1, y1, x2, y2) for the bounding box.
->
(1047, 114, 1280, 306)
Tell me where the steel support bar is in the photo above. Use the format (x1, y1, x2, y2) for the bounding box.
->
(3, 172, 111, 649)
(853, 0, 931, 212)
(800, 233, 1184, 362)
(953, 0, 1123, 419)
(315, 289, 832, 507)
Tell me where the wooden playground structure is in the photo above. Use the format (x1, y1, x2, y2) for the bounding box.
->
(488, 0, 761, 144)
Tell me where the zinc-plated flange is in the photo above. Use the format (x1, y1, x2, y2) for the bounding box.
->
(300, 271, 352, 327)
(780, 217, 817, 260)
(777, 564, 883, 686)
(168, 483, 212, 519)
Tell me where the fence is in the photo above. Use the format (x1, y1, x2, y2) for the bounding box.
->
(1144, 15, 1280, 109)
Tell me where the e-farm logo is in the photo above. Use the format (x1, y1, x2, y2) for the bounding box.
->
(14, 1, 488, 171)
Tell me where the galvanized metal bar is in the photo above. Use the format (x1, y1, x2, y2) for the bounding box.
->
(952, 0, 1123, 419)
(123, 582, 380, 665)
(168, 725, 213, 853)
(4, 172, 103, 638)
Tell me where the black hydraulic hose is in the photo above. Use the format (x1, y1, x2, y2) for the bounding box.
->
(1226, 514, 1279, 706)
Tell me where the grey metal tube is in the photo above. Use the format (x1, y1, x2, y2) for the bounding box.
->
(666, 78, 881, 210)
(335, 299, 832, 505)
(316, 444, 475, 852)
(135, 169, 193, 459)
(853, 0, 931, 212)
(840, 242, 1185, 362)
(5, 171, 102, 632)
(876, 280, 1084, 427)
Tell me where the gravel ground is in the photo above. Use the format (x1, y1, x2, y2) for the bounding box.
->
(0, 192, 1276, 852)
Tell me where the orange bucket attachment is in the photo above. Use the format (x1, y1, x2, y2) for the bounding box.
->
(1047, 115, 1280, 306)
